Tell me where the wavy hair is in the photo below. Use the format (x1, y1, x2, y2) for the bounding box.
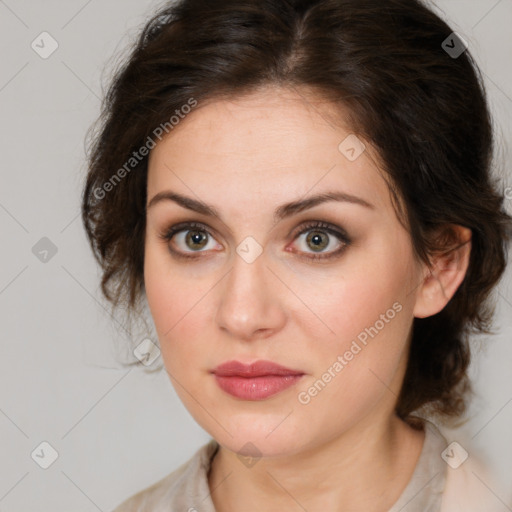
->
(81, 0, 512, 423)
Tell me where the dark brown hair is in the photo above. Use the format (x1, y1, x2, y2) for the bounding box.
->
(81, 0, 512, 423)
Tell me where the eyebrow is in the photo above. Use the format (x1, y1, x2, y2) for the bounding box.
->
(146, 190, 375, 222)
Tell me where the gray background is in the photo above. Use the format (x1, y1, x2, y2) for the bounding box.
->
(0, 0, 511, 510)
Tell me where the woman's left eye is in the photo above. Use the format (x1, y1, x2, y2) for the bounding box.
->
(291, 222, 351, 260)
(159, 221, 351, 261)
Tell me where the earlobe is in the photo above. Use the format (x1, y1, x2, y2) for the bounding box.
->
(413, 225, 472, 319)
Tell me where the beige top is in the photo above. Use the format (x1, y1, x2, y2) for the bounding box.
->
(112, 420, 510, 511)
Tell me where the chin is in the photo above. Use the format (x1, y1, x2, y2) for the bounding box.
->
(202, 416, 310, 458)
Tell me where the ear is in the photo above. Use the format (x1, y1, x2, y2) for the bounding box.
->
(413, 224, 472, 319)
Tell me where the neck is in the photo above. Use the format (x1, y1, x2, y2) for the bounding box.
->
(207, 413, 425, 512)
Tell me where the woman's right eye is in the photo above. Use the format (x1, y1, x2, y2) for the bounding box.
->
(160, 222, 221, 259)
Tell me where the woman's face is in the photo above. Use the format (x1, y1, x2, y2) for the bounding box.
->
(144, 86, 426, 457)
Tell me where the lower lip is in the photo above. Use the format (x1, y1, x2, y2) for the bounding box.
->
(214, 374, 303, 400)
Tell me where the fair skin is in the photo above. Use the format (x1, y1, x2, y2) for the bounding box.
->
(144, 86, 471, 512)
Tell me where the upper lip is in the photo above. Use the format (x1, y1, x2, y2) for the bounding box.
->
(212, 360, 304, 377)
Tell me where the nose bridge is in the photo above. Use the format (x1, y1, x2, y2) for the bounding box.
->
(227, 234, 269, 299)
(215, 244, 283, 339)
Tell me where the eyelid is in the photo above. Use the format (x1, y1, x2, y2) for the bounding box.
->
(160, 220, 216, 239)
(290, 220, 350, 243)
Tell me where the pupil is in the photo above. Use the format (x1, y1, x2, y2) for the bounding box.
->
(308, 231, 327, 252)
(187, 230, 207, 249)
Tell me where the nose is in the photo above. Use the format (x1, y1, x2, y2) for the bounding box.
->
(215, 250, 287, 341)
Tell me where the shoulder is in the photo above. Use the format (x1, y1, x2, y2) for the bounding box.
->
(111, 439, 219, 512)
(439, 441, 511, 512)
(407, 418, 511, 512)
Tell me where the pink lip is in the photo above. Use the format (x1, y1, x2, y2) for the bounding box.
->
(212, 360, 304, 400)
(213, 360, 304, 377)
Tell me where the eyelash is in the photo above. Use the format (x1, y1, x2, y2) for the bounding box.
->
(159, 220, 352, 261)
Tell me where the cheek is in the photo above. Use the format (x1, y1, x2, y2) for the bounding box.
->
(295, 245, 413, 350)
(293, 239, 416, 396)
(143, 246, 213, 374)
(293, 279, 413, 439)
(300, 282, 410, 395)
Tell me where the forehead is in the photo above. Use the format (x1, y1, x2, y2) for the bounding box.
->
(147, 86, 392, 215)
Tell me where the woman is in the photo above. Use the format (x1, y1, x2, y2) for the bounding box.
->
(81, 0, 512, 510)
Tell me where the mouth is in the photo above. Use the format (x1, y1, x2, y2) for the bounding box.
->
(211, 360, 305, 400)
